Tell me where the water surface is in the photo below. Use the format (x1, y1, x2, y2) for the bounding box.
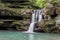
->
(0, 31, 60, 40)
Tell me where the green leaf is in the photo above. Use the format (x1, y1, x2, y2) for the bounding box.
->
(29, 0, 57, 8)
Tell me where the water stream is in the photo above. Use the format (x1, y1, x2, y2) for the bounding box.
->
(27, 9, 42, 33)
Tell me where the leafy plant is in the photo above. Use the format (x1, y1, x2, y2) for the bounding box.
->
(29, 0, 57, 8)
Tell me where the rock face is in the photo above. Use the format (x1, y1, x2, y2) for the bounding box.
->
(35, 0, 60, 33)
(0, 0, 33, 31)
(0, 0, 60, 34)
(0, 9, 33, 31)
(35, 20, 56, 33)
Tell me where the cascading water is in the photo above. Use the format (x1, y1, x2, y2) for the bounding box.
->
(26, 9, 42, 33)
(38, 10, 42, 22)
(26, 10, 36, 33)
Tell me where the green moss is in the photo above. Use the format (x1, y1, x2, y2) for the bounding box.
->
(51, 19, 56, 24)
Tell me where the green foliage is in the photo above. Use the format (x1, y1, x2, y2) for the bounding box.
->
(35, 0, 48, 8)
(52, 0, 58, 3)
(29, 0, 57, 8)
(29, 0, 48, 8)
(50, 19, 56, 24)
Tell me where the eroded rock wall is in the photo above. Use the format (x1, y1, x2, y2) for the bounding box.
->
(0, 9, 33, 31)
(35, 0, 60, 33)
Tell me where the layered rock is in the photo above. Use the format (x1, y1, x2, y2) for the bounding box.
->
(0, 0, 33, 31)
(35, 20, 56, 33)
(35, 0, 60, 33)
(0, 9, 33, 31)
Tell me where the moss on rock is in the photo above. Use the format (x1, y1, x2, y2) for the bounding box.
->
(35, 19, 56, 33)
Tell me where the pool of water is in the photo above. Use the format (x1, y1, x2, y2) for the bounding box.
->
(0, 31, 60, 40)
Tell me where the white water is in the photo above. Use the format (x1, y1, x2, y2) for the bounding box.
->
(27, 23, 35, 33)
(26, 10, 36, 33)
(38, 10, 42, 22)
(31, 10, 36, 22)
(26, 9, 42, 33)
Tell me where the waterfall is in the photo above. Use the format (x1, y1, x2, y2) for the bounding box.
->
(26, 9, 42, 33)
(31, 10, 36, 23)
(26, 10, 36, 33)
(38, 10, 42, 22)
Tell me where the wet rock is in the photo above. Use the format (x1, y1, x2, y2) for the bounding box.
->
(56, 7, 60, 14)
(35, 20, 56, 33)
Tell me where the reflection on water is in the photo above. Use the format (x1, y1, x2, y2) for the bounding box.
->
(29, 34, 34, 40)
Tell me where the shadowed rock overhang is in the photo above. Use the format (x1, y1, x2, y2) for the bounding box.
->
(1, 0, 29, 2)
